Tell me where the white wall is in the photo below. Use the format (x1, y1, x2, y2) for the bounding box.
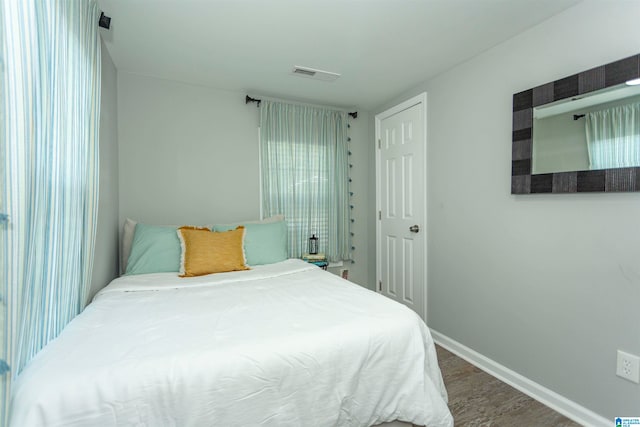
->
(89, 41, 119, 300)
(373, 1, 640, 420)
(117, 73, 372, 286)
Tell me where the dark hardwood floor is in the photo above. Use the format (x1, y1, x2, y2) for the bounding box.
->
(436, 345, 582, 426)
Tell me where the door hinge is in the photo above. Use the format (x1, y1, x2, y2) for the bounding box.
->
(378, 280, 382, 291)
(378, 210, 381, 220)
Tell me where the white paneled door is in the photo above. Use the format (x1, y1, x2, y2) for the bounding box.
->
(375, 93, 427, 320)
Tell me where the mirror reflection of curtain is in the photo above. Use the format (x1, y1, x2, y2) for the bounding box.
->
(586, 103, 640, 170)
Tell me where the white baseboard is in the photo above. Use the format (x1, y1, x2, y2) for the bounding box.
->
(430, 329, 610, 427)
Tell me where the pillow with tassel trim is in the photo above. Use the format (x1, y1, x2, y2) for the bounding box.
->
(177, 226, 249, 277)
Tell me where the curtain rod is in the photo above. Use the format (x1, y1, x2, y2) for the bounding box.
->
(245, 95, 357, 119)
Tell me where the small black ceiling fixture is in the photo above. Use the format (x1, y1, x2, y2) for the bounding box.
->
(99, 12, 111, 29)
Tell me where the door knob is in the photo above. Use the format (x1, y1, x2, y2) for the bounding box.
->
(409, 225, 420, 233)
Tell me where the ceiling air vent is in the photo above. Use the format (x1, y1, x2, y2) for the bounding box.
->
(291, 66, 340, 82)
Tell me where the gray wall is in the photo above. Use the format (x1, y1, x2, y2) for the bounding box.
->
(372, 1, 640, 419)
(117, 73, 372, 287)
(89, 40, 119, 301)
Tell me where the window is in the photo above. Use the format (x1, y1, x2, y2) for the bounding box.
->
(259, 101, 350, 262)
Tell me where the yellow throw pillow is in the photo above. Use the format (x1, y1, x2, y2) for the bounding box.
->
(177, 226, 249, 277)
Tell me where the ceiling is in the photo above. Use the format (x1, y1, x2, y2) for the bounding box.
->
(97, 0, 581, 110)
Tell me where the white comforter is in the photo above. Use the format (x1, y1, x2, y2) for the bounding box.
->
(10, 260, 453, 427)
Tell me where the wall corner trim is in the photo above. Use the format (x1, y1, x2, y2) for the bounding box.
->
(430, 329, 609, 427)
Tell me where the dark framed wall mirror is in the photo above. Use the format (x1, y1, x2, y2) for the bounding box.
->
(512, 54, 640, 194)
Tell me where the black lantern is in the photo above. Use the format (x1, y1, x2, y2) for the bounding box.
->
(309, 234, 318, 255)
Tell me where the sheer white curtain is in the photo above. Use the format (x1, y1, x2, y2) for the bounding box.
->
(260, 101, 350, 262)
(586, 102, 640, 170)
(0, 0, 7, 422)
(0, 1, 101, 424)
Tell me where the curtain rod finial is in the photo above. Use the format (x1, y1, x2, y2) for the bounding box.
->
(245, 95, 261, 107)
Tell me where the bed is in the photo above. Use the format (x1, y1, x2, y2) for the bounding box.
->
(10, 259, 452, 426)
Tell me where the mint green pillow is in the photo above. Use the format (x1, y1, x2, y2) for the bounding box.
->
(214, 221, 288, 266)
(125, 223, 181, 275)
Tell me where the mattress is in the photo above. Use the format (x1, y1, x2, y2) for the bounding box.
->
(10, 259, 453, 427)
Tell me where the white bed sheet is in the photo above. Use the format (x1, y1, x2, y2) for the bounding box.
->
(10, 259, 453, 427)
